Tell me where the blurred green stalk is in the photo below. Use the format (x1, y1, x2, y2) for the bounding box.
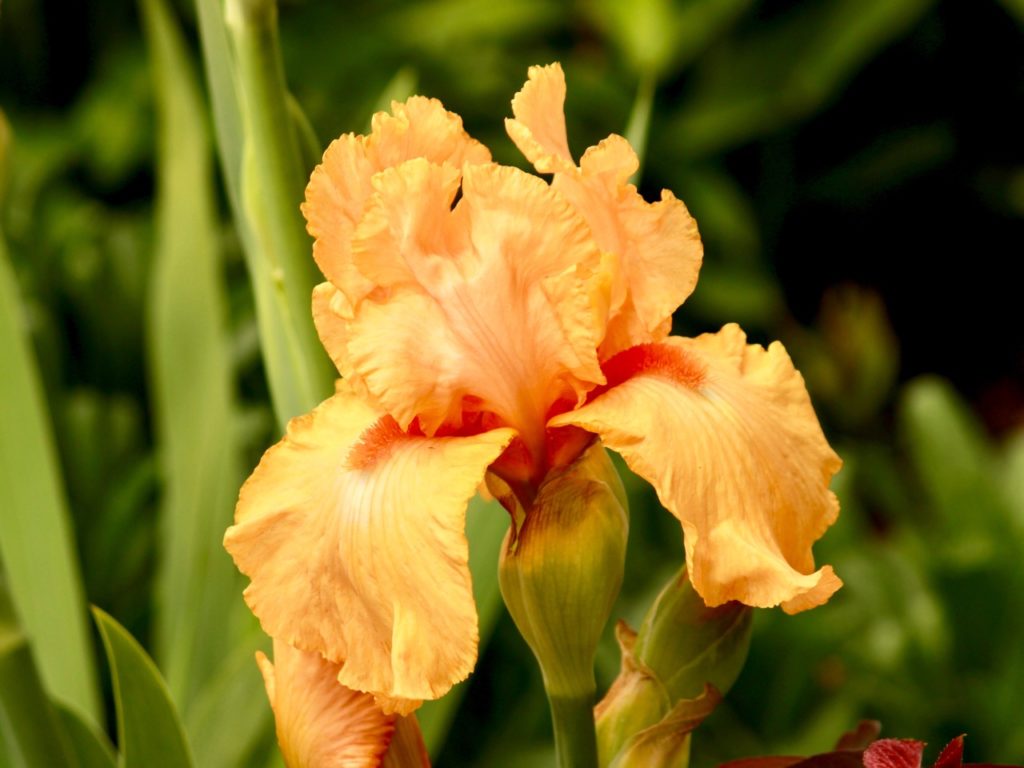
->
(0, 114, 102, 728)
(624, 73, 655, 186)
(140, 0, 253, 722)
(198, 0, 333, 427)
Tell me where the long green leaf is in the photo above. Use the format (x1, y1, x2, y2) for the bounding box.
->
(0, 591, 77, 768)
(54, 705, 117, 768)
(92, 607, 194, 768)
(139, 0, 253, 716)
(899, 377, 1010, 549)
(0, 129, 102, 727)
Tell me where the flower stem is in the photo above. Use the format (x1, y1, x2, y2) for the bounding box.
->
(624, 72, 655, 187)
(220, 0, 334, 426)
(549, 691, 599, 768)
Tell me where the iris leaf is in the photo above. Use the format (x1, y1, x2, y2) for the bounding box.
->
(140, 0, 254, 718)
(54, 704, 117, 768)
(0, 594, 77, 768)
(0, 144, 102, 728)
(92, 607, 194, 768)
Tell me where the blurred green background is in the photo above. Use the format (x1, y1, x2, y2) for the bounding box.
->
(1, 0, 1022, 766)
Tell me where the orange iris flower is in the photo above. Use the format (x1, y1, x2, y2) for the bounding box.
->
(224, 63, 842, 716)
(257, 639, 429, 768)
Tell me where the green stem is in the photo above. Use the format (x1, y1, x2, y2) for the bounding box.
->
(549, 692, 598, 768)
(624, 72, 656, 187)
(224, 0, 334, 426)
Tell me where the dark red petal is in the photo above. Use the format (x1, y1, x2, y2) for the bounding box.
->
(864, 739, 926, 768)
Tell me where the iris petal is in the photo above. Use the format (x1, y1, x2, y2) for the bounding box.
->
(314, 159, 607, 448)
(303, 96, 490, 301)
(506, 63, 702, 357)
(550, 325, 842, 613)
(225, 387, 514, 711)
(257, 640, 395, 768)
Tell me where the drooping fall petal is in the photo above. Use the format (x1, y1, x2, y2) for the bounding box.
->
(506, 63, 703, 355)
(225, 387, 514, 712)
(303, 96, 490, 300)
(257, 640, 396, 768)
(313, 159, 607, 449)
(381, 717, 431, 768)
(550, 324, 842, 613)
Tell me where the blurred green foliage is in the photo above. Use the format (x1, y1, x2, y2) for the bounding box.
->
(1, 0, 1022, 766)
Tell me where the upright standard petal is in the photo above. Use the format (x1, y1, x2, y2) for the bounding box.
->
(504, 63, 576, 173)
(550, 325, 842, 613)
(316, 159, 607, 459)
(303, 96, 490, 300)
(225, 387, 514, 711)
(506, 64, 702, 356)
(257, 640, 396, 768)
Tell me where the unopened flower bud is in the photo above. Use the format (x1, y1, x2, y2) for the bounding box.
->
(634, 567, 752, 702)
(596, 568, 751, 766)
(498, 441, 629, 700)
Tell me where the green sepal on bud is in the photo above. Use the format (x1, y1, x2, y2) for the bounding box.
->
(499, 441, 629, 766)
(596, 569, 751, 767)
(634, 567, 752, 702)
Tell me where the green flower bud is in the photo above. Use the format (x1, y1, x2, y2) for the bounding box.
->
(595, 622, 672, 765)
(499, 441, 629, 699)
(596, 568, 751, 766)
(634, 568, 752, 702)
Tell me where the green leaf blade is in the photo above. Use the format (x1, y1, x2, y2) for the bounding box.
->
(55, 705, 118, 768)
(0, 622, 77, 768)
(0, 178, 102, 728)
(92, 607, 194, 768)
(139, 0, 254, 718)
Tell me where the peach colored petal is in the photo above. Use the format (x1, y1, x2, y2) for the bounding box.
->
(367, 97, 490, 172)
(550, 325, 842, 613)
(506, 66, 702, 356)
(257, 640, 395, 768)
(381, 717, 431, 768)
(312, 282, 356, 380)
(225, 388, 515, 711)
(325, 159, 607, 458)
(303, 96, 490, 301)
(556, 170, 702, 357)
(504, 63, 576, 174)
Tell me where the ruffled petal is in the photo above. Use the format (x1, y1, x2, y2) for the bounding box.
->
(257, 639, 395, 768)
(303, 96, 490, 300)
(555, 165, 703, 357)
(225, 388, 515, 711)
(506, 67, 703, 356)
(504, 62, 576, 174)
(550, 325, 842, 613)
(319, 159, 607, 454)
(312, 282, 356, 381)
